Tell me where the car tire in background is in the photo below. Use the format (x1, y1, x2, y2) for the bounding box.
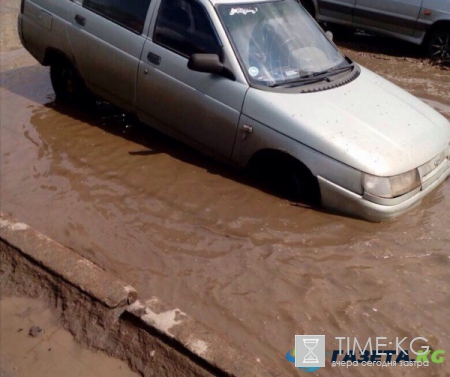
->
(425, 25, 450, 59)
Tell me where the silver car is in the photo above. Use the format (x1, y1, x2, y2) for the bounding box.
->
(298, 0, 450, 58)
(18, 0, 450, 221)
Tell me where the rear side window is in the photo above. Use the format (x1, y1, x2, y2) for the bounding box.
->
(154, 0, 221, 57)
(83, 0, 152, 34)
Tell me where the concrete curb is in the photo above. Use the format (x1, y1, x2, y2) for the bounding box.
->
(0, 213, 280, 377)
(0, 214, 137, 308)
(126, 299, 277, 377)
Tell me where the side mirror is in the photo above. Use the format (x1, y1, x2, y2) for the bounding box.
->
(325, 31, 334, 41)
(188, 54, 235, 80)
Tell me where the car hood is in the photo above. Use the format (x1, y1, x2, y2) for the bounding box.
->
(242, 66, 450, 176)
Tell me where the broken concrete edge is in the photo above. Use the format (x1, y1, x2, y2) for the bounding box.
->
(0, 213, 137, 309)
(126, 299, 279, 377)
(0, 212, 280, 377)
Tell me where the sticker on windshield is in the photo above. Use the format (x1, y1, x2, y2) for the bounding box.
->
(230, 7, 258, 16)
(248, 67, 259, 77)
(285, 70, 298, 77)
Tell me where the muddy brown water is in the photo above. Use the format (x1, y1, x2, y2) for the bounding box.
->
(1, 4, 450, 375)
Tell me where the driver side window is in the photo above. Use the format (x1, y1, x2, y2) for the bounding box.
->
(153, 0, 221, 57)
(83, 0, 151, 34)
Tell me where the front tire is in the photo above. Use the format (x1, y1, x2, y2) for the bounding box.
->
(286, 161, 321, 205)
(247, 152, 321, 206)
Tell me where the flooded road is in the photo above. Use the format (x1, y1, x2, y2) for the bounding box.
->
(1, 2, 450, 376)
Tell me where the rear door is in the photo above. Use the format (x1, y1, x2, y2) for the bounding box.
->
(136, 0, 248, 160)
(353, 0, 423, 37)
(317, 0, 356, 25)
(67, 0, 154, 110)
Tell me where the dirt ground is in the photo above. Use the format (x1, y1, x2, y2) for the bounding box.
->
(1, 0, 449, 376)
(0, 296, 137, 377)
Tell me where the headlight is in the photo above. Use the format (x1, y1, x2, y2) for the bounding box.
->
(363, 169, 421, 198)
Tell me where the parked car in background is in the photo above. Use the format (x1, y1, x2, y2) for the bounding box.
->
(18, 0, 450, 221)
(298, 0, 450, 58)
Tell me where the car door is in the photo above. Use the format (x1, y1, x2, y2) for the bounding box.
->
(136, 0, 248, 161)
(66, 0, 154, 110)
(353, 0, 423, 37)
(317, 0, 356, 25)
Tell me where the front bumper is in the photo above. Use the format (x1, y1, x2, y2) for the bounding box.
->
(318, 160, 450, 222)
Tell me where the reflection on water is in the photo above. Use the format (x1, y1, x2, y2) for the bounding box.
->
(1, 48, 449, 376)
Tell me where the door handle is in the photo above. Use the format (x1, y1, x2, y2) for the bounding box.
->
(75, 14, 86, 26)
(147, 52, 161, 65)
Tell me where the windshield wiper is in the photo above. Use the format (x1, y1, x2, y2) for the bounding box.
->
(269, 76, 330, 88)
(312, 63, 354, 78)
(269, 63, 354, 88)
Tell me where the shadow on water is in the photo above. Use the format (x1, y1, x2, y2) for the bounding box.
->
(57, 99, 326, 209)
(47, 98, 232, 173)
(1, 64, 322, 211)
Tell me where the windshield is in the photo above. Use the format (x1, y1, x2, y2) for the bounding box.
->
(216, 0, 347, 87)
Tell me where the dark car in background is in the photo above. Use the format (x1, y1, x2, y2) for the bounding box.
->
(298, 0, 450, 58)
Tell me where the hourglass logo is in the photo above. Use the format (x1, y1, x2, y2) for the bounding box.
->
(295, 335, 326, 368)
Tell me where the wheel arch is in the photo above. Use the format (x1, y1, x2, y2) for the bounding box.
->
(427, 19, 450, 33)
(423, 20, 450, 57)
(423, 20, 450, 44)
(245, 148, 321, 204)
(297, 0, 318, 18)
(43, 48, 75, 68)
(246, 148, 310, 171)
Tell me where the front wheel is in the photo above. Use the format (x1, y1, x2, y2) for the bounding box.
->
(286, 163, 321, 205)
(248, 154, 321, 206)
(425, 27, 450, 59)
(50, 59, 88, 102)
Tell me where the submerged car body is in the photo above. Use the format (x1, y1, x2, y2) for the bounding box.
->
(18, 0, 450, 221)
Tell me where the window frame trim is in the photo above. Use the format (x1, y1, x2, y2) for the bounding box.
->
(82, 0, 152, 35)
(152, 0, 223, 59)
